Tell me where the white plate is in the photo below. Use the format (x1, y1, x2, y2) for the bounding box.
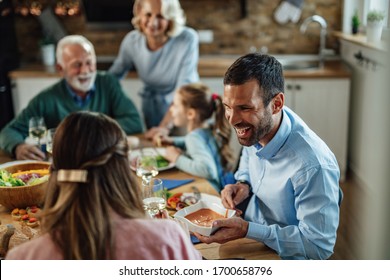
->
(128, 147, 175, 172)
(181, 192, 221, 205)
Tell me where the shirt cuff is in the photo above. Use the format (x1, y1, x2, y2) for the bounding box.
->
(236, 176, 251, 183)
(245, 221, 271, 241)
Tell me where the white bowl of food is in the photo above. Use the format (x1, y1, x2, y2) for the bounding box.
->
(174, 200, 236, 236)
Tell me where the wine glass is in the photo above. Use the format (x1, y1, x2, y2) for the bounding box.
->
(136, 150, 159, 183)
(28, 117, 47, 149)
(142, 178, 166, 218)
(46, 128, 56, 161)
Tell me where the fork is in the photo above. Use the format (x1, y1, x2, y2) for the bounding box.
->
(191, 186, 201, 200)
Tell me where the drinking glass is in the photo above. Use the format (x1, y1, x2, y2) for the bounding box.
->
(28, 117, 47, 148)
(136, 151, 159, 183)
(46, 128, 56, 160)
(142, 178, 166, 217)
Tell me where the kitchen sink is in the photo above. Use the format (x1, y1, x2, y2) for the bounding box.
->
(274, 54, 323, 71)
(279, 60, 320, 70)
(271, 54, 339, 71)
(97, 54, 340, 72)
(198, 54, 339, 72)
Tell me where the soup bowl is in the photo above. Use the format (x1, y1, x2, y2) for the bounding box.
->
(174, 200, 236, 236)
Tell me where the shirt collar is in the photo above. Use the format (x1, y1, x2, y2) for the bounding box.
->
(255, 108, 291, 159)
(64, 81, 95, 107)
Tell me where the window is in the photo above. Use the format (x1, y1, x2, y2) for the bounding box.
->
(343, 0, 389, 33)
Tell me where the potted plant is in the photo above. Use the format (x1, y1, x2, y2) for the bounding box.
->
(367, 9, 386, 22)
(352, 10, 360, 34)
(39, 36, 56, 66)
(366, 10, 386, 43)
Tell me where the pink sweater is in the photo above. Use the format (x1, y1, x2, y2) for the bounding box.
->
(6, 217, 202, 260)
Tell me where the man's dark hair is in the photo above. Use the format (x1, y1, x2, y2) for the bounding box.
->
(224, 53, 285, 106)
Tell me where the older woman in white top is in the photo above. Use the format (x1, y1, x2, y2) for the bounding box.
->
(109, 0, 199, 137)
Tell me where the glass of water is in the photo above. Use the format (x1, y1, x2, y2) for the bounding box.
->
(28, 116, 47, 148)
(46, 128, 56, 161)
(136, 150, 159, 183)
(142, 178, 166, 218)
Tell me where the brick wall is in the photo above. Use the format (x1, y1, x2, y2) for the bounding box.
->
(13, 0, 342, 63)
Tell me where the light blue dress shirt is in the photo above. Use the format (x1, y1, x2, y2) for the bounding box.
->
(65, 82, 95, 107)
(235, 107, 342, 259)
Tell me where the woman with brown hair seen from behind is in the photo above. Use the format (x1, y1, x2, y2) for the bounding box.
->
(6, 111, 201, 260)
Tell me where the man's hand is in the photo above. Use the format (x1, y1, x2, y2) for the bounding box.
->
(15, 143, 46, 160)
(193, 217, 249, 244)
(152, 209, 170, 219)
(221, 183, 250, 210)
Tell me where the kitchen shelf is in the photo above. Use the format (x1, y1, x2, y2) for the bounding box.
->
(333, 31, 387, 52)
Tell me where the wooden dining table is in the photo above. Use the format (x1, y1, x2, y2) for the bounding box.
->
(0, 137, 280, 260)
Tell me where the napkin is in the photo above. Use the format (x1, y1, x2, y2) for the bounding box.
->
(161, 178, 194, 190)
(191, 234, 201, 244)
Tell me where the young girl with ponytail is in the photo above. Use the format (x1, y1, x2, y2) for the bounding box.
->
(153, 83, 234, 192)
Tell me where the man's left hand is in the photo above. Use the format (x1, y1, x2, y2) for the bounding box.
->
(193, 217, 249, 244)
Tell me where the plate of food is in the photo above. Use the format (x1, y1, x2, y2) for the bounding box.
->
(166, 192, 199, 211)
(166, 192, 221, 211)
(128, 147, 175, 172)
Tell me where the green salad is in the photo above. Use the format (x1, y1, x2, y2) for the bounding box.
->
(0, 169, 50, 187)
(156, 155, 169, 168)
(0, 170, 25, 187)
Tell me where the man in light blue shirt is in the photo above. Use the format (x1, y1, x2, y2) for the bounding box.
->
(194, 53, 342, 260)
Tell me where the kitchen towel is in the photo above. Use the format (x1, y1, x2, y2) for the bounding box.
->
(161, 178, 194, 190)
(274, 0, 304, 24)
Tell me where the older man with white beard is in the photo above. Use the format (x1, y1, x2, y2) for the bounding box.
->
(0, 35, 143, 160)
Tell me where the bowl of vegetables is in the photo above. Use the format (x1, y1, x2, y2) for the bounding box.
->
(0, 161, 51, 209)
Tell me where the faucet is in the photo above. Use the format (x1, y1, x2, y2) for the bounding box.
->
(300, 15, 333, 68)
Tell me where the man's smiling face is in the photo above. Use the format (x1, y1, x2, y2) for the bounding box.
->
(223, 79, 274, 147)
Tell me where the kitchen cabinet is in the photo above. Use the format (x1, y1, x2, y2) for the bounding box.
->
(201, 77, 224, 94)
(11, 77, 60, 115)
(284, 78, 350, 181)
(11, 77, 143, 118)
(338, 38, 388, 191)
(119, 79, 143, 119)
